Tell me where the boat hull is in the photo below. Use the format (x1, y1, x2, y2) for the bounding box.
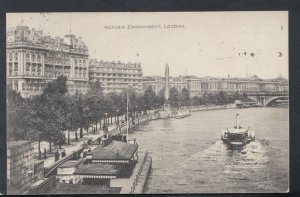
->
(221, 136, 255, 150)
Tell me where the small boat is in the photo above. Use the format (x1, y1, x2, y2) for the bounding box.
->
(175, 110, 191, 119)
(236, 103, 250, 108)
(221, 114, 255, 149)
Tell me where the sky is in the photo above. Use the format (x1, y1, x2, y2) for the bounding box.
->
(7, 12, 288, 79)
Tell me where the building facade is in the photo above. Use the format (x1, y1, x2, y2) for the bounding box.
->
(143, 75, 289, 98)
(7, 141, 34, 194)
(6, 26, 90, 98)
(89, 59, 143, 94)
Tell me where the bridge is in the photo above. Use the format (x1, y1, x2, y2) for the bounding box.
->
(246, 92, 289, 106)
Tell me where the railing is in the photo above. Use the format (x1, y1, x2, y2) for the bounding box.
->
(27, 175, 58, 194)
(130, 150, 149, 194)
(43, 148, 83, 178)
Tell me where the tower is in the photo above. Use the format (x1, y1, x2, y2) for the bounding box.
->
(164, 63, 170, 109)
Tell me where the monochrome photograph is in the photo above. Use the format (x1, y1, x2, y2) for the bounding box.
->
(6, 11, 289, 194)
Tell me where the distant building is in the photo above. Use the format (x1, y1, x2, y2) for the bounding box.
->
(143, 75, 289, 98)
(89, 59, 143, 94)
(6, 25, 90, 98)
(7, 141, 34, 194)
(143, 75, 189, 95)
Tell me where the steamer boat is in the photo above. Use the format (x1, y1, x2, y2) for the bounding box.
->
(221, 114, 255, 149)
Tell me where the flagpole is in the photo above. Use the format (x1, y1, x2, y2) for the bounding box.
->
(127, 92, 129, 143)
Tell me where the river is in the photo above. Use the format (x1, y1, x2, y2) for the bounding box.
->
(130, 107, 289, 193)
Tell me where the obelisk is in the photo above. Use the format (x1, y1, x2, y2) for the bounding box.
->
(164, 63, 170, 110)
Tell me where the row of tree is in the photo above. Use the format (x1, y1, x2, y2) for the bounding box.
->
(7, 76, 250, 159)
(7, 76, 165, 159)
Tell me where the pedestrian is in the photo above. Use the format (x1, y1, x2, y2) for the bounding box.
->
(44, 148, 47, 159)
(55, 150, 60, 162)
(72, 151, 76, 160)
(87, 138, 92, 145)
(88, 147, 91, 152)
(83, 150, 87, 158)
(61, 150, 66, 158)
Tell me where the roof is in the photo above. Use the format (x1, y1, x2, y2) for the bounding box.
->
(74, 163, 122, 176)
(47, 183, 121, 194)
(227, 128, 248, 134)
(7, 140, 31, 149)
(59, 159, 84, 168)
(91, 140, 138, 160)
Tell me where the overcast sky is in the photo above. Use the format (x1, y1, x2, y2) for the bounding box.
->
(7, 12, 288, 79)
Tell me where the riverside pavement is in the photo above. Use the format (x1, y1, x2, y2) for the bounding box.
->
(34, 123, 117, 168)
(34, 114, 152, 168)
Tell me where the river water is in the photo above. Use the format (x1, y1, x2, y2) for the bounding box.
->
(130, 107, 289, 193)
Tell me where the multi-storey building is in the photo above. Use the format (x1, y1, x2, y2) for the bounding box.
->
(89, 59, 143, 94)
(6, 26, 90, 98)
(143, 75, 289, 98)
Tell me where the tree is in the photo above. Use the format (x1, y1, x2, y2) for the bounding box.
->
(143, 86, 156, 110)
(40, 76, 69, 150)
(73, 92, 87, 138)
(64, 96, 81, 144)
(7, 88, 31, 141)
(43, 75, 68, 96)
(155, 87, 165, 108)
(169, 87, 180, 108)
(179, 88, 190, 107)
(191, 96, 201, 106)
(217, 91, 228, 105)
(87, 81, 104, 131)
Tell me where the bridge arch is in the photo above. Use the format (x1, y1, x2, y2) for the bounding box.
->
(265, 96, 289, 106)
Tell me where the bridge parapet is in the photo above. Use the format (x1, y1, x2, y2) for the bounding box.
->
(246, 92, 288, 96)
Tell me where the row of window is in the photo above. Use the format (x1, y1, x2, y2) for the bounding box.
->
(92, 73, 141, 78)
(92, 67, 141, 74)
(92, 78, 142, 82)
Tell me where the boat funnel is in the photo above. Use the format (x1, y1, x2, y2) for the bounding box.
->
(236, 114, 240, 129)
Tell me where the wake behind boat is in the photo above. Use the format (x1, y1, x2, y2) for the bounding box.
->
(221, 114, 255, 149)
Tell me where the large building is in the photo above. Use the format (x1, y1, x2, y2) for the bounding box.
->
(143, 75, 289, 98)
(89, 59, 143, 94)
(6, 25, 90, 98)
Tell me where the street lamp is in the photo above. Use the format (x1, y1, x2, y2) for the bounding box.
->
(116, 109, 119, 125)
(135, 105, 138, 117)
(104, 113, 108, 128)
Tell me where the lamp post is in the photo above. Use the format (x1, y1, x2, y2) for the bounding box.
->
(104, 113, 108, 128)
(135, 105, 138, 117)
(116, 109, 119, 125)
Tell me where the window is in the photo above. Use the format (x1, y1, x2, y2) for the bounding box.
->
(9, 53, 13, 61)
(14, 53, 18, 61)
(37, 54, 41, 62)
(26, 53, 30, 61)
